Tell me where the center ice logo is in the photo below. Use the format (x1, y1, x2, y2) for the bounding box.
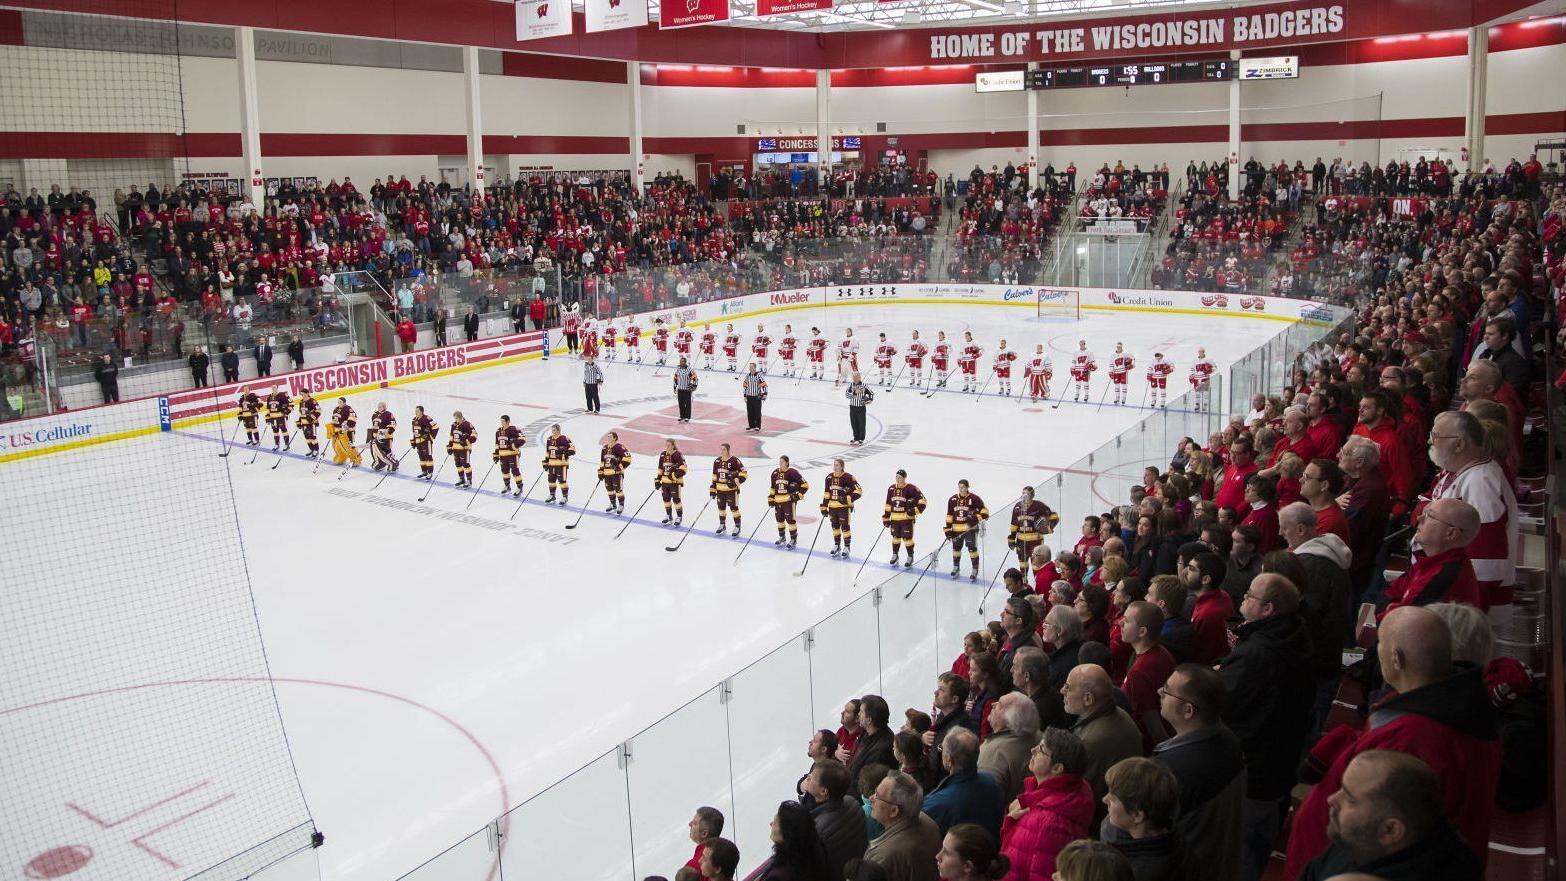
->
(617, 402, 804, 457)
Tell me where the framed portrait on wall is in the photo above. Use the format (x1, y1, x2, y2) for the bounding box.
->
(292, 177, 306, 189)
(265, 178, 279, 197)
(225, 178, 241, 196)
(306, 176, 319, 188)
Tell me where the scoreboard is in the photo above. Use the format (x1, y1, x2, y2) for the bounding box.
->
(1023, 59, 1232, 89)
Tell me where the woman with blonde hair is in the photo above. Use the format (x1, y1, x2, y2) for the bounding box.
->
(1054, 840, 1135, 881)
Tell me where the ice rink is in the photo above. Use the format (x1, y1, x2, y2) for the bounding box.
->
(6, 302, 1285, 881)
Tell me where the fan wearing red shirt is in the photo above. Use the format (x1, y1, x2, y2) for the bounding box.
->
(1301, 459, 1351, 544)
(1240, 476, 1280, 553)
(682, 806, 725, 881)
(1181, 551, 1234, 665)
(1119, 601, 1176, 751)
(1304, 392, 1342, 459)
(1214, 436, 1259, 517)
(833, 700, 863, 760)
(1351, 390, 1413, 511)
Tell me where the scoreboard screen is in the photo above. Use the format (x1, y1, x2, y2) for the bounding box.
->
(1022, 57, 1234, 89)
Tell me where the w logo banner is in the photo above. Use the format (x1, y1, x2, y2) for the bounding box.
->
(515, 0, 571, 40)
(660, 0, 730, 28)
(587, 0, 647, 30)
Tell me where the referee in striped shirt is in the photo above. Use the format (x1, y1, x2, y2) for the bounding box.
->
(673, 357, 698, 423)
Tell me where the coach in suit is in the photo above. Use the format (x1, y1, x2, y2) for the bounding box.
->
(463, 306, 480, 342)
(254, 337, 274, 377)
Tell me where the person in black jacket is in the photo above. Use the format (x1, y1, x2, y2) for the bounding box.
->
(433, 309, 448, 347)
(922, 672, 977, 786)
(842, 695, 895, 797)
(219, 344, 240, 383)
(254, 337, 273, 377)
(1299, 751, 1481, 881)
(188, 345, 210, 387)
(1217, 573, 1315, 881)
(463, 305, 480, 342)
(1152, 664, 1245, 881)
(803, 761, 869, 881)
(509, 299, 526, 334)
(94, 353, 119, 403)
(287, 334, 305, 370)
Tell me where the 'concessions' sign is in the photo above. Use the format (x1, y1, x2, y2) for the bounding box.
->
(755, 136, 863, 152)
(586, 0, 649, 32)
(923, 1, 1344, 62)
(660, 0, 730, 29)
(757, 0, 833, 16)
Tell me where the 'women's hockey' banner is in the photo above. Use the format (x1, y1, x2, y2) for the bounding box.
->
(756, 0, 832, 16)
(659, 0, 730, 28)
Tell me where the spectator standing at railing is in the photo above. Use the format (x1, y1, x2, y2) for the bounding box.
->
(94, 353, 119, 404)
(529, 293, 548, 331)
(397, 316, 416, 353)
(463, 306, 479, 343)
(254, 337, 274, 378)
(219, 344, 239, 383)
(288, 335, 305, 370)
(188, 345, 210, 387)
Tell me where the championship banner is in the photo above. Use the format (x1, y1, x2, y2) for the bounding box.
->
(515, 0, 572, 42)
(659, 0, 730, 29)
(756, 0, 832, 16)
(586, 0, 650, 33)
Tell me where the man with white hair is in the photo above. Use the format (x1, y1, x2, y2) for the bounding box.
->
(1424, 410, 1518, 607)
(976, 691, 1040, 804)
(1337, 434, 1392, 605)
(863, 769, 942, 881)
(1278, 501, 1354, 735)
(1381, 498, 1483, 618)
(1459, 358, 1523, 455)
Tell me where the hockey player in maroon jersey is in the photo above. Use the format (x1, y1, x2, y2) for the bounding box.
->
(265, 384, 292, 450)
(369, 402, 398, 472)
(873, 333, 896, 386)
(945, 479, 990, 580)
(296, 390, 322, 458)
(1025, 344, 1053, 403)
(493, 415, 524, 495)
(599, 431, 632, 514)
(722, 324, 741, 371)
(448, 410, 477, 487)
(992, 339, 1018, 397)
(958, 331, 983, 393)
(674, 320, 694, 360)
(237, 385, 262, 446)
(1189, 346, 1216, 411)
(1069, 339, 1097, 402)
(932, 331, 953, 388)
(778, 325, 799, 377)
(820, 458, 863, 558)
(905, 330, 928, 388)
(411, 405, 438, 479)
(542, 423, 575, 504)
(751, 324, 772, 371)
(1008, 486, 1057, 577)
(1146, 351, 1174, 408)
(700, 323, 718, 370)
(883, 470, 928, 568)
(806, 328, 828, 380)
(656, 438, 688, 526)
(652, 318, 671, 366)
(768, 455, 809, 548)
(1108, 342, 1136, 406)
(710, 443, 747, 536)
(625, 318, 643, 363)
(329, 398, 360, 466)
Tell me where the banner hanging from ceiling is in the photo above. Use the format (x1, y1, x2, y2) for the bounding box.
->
(515, 0, 572, 41)
(756, 0, 834, 16)
(586, 0, 650, 33)
(660, 0, 731, 28)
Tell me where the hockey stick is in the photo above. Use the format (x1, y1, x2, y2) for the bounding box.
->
(732, 508, 770, 564)
(884, 360, 908, 394)
(1139, 384, 1150, 410)
(615, 485, 662, 539)
(793, 515, 830, 577)
(1094, 380, 1114, 413)
(463, 459, 499, 511)
(972, 371, 994, 401)
(665, 497, 714, 552)
(217, 417, 242, 457)
(902, 538, 950, 599)
(418, 454, 451, 502)
(921, 368, 940, 398)
(565, 478, 603, 529)
(369, 446, 412, 493)
(508, 468, 548, 520)
(335, 443, 372, 480)
(852, 524, 890, 583)
(976, 552, 1013, 613)
(270, 429, 300, 469)
(245, 441, 262, 466)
